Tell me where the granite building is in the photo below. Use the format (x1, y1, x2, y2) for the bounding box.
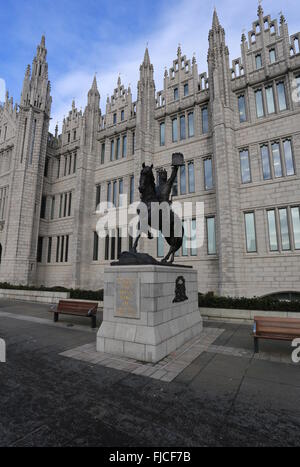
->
(0, 6, 300, 298)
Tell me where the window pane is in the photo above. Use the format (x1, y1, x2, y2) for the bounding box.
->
(269, 49, 276, 63)
(279, 208, 291, 250)
(47, 237, 52, 263)
(256, 54, 262, 69)
(122, 135, 127, 157)
(271, 143, 282, 178)
(238, 95, 247, 123)
(174, 88, 179, 101)
(107, 182, 111, 202)
(101, 144, 105, 164)
(191, 219, 197, 256)
(180, 165, 186, 195)
(160, 122, 165, 146)
(202, 107, 209, 134)
(266, 86, 275, 114)
(132, 132, 136, 154)
(184, 84, 189, 97)
(255, 90, 264, 117)
(157, 231, 164, 258)
(110, 141, 114, 161)
(260, 146, 271, 180)
(240, 149, 251, 183)
(245, 213, 257, 252)
(180, 115, 186, 140)
(172, 118, 178, 142)
(130, 176, 134, 204)
(188, 162, 195, 193)
(172, 173, 178, 197)
(291, 207, 300, 249)
(96, 185, 101, 208)
(116, 138, 120, 159)
(188, 112, 194, 137)
(277, 82, 287, 111)
(207, 217, 216, 255)
(113, 181, 117, 206)
(119, 179, 123, 206)
(182, 220, 188, 256)
(283, 140, 295, 176)
(267, 210, 278, 251)
(204, 158, 213, 190)
(93, 232, 99, 261)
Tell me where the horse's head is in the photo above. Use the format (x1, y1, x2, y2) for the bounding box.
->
(139, 163, 155, 195)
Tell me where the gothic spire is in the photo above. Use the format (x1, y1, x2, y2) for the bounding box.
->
(142, 47, 151, 67)
(212, 8, 220, 29)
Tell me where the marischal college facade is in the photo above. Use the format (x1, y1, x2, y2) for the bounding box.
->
(0, 5, 300, 298)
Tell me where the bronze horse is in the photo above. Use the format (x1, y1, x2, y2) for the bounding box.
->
(131, 163, 184, 263)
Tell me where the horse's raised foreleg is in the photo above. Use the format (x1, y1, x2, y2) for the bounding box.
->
(132, 233, 141, 253)
(162, 245, 175, 264)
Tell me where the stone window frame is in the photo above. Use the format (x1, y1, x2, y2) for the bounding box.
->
(239, 147, 252, 184)
(268, 46, 277, 65)
(259, 137, 295, 181)
(265, 206, 299, 253)
(203, 156, 214, 191)
(200, 105, 209, 135)
(237, 93, 248, 123)
(243, 211, 258, 254)
(170, 107, 196, 144)
(206, 216, 217, 256)
(254, 79, 289, 120)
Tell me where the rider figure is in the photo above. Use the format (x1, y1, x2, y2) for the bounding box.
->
(156, 165, 179, 204)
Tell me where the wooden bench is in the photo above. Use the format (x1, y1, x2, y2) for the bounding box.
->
(253, 316, 300, 353)
(51, 300, 98, 329)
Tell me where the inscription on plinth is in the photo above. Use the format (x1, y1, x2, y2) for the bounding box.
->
(114, 276, 140, 319)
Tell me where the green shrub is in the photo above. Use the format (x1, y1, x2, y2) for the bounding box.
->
(198, 293, 300, 312)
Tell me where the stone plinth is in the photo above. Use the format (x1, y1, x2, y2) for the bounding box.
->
(97, 265, 203, 363)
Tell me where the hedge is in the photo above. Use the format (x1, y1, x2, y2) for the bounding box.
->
(198, 292, 300, 312)
(0, 282, 103, 302)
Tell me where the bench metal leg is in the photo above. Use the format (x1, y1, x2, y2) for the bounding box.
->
(254, 337, 259, 354)
(54, 312, 59, 323)
(91, 315, 97, 329)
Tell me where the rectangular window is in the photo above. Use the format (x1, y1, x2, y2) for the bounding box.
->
(44, 157, 50, 178)
(110, 140, 114, 161)
(119, 179, 123, 206)
(291, 207, 300, 249)
(207, 217, 216, 255)
(188, 162, 195, 193)
(121, 110, 125, 121)
(180, 115, 186, 140)
(172, 118, 178, 142)
(51, 196, 55, 220)
(182, 220, 188, 256)
(265, 86, 275, 114)
(37, 237, 43, 263)
(47, 237, 52, 263)
(188, 112, 194, 137)
(255, 90, 264, 117)
(113, 180, 117, 206)
(73, 152, 77, 173)
(68, 154, 72, 175)
(267, 210, 278, 251)
(240, 149, 251, 184)
(60, 236, 65, 263)
(184, 83, 189, 97)
(204, 158, 213, 190)
(65, 235, 69, 263)
(57, 157, 60, 178)
(64, 193, 68, 217)
(172, 173, 178, 197)
(68, 192, 72, 217)
(96, 185, 101, 208)
(271, 142, 282, 178)
(277, 82, 287, 111)
(101, 143, 105, 164)
(130, 176, 134, 204)
(111, 232, 116, 261)
(244, 212, 257, 253)
(279, 208, 291, 250)
(191, 219, 197, 256)
(117, 229, 122, 259)
(122, 135, 127, 158)
(269, 49, 276, 63)
(113, 113, 117, 125)
(202, 107, 209, 134)
(56, 237, 60, 263)
(180, 165, 186, 195)
(116, 138, 120, 160)
(238, 95, 247, 123)
(93, 232, 99, 261)
(64, 156, 67, 176)
(157, 231, 164, 258)
(59, 194, 63, 218)
(107, 182, 111, 203)
(260, 145, 271, 180)
(283, 140, 295, 176)
(40, 196, 47, 219)
(160, 122, 165, 146)
(174, 88, 179, 101)
(105, 234, 109, 261)
(132, 132, 136, 155)
(256, 54, 262, 69)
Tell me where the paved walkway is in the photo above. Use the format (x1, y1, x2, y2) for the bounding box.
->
(0, 299, 300, 447)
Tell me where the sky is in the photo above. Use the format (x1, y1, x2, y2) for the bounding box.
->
(0, 0, 300, 133)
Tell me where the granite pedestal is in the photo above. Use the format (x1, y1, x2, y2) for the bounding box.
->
(97, 265, 203, 363)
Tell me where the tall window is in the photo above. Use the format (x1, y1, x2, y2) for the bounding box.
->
(101, 143, 105, 164)
(110, 140, 114, 161)
(113, 113, 117, 125)
(260, 145, 271, 180)
(132, 132, 136, 155)
(271, 142, 282, 178)
(56, 237, 60, 263)
(180, 165, 186, 195)
(291, 207, 300, 249)
(160, 122, 165, 146)
(283, 140, 295, 176)
(121, 110, 125, 121)
(68, 192, 72, 217)
(269, 49, 276, 63)
(255, 90, 264, 117)
(174, 88, 179, 101)
(157, 231, 164, 258)
(188, 112, 194, 137)
(116, 138, 120, 160)
(207, 217, 216, 255)
(180, 115, 186, 140)
(279, 208, 291, 250)
(277, 82, 287, 111)
(113, 180, 117, 206)
(255, 54, 262, 69)
(107, 182, 111, 203)
(204, 158, 213, 190)
(244, 212, 257, 253)
(265, 86, 275, 114)
(240, 149, 251, 184)
(238, 95, 247, 123)
(37, 237, 43, 263)
(47, 237, 52, 263)
(202, 107, 209, 134)
(122, 135, 127, 158)
(96, 184, 101, 209)
(188, 162, 195, 193)
(130, 176, 134, 204)
(182, 220, 188, 256)
(172, 118, 178, 142)
(73, 152, 77, 172)
(119, 179, 123, 206)
(184, 83, 189, 97)
(40, 196, 47, 219)
(267, 210, 278, 251)
(191, 219, 197, 256)
(172, 173, 178, 197)
(57, 157, 60, 178)
(93, 232, 99, 261)
(51, 196, 55, 220)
